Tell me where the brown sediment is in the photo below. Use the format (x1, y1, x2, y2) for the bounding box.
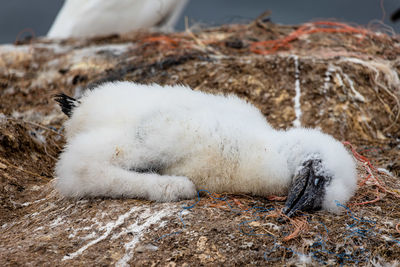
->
(0, 20, 399, 265)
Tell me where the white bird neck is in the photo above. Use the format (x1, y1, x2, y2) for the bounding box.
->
(271, 128, 325, 178)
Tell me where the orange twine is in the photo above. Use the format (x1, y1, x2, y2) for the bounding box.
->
(206, 194, 251, 211)
(351, 187, 383, 206)
(142, 36, 179, 49)
(282, 215, 308, 242)
(232, 198, 244, 208)
(201, 193, 307, 241)
(250, 21, 371, 55)
(343, 141, 400, 207)
(266, 195, 287, 201)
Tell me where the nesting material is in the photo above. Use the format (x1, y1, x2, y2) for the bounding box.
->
(0, 20, 399, 265)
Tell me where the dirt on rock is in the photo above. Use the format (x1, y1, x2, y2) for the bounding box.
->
(0, 19, 400, 266)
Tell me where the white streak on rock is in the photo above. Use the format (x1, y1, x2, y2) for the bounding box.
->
(335, 72, 344, 87)
(62, 206, 142, 261)
(115, 208, 176, 267)
(323, 65, 335, 93)
(292, 55, 302, 127)
(68, 225, 93, 239)
(71, 44, 133, 64)
(20, 198, 47, 207)
(265, 222, 281, 231)
(0, 113, 6, 124)
(342, 73, 365, 102)
(34, 226, 44, 232)
(339, 57, 400, 88)
(50, 216, 66, 227)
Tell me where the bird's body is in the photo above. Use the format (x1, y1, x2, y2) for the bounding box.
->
(48, 0, 188, 38)
(55, 82, 357, 216)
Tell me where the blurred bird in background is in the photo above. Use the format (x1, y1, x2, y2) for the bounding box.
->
(47, 0, 188, 38)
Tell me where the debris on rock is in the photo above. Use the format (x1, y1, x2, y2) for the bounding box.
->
(0, 20, 399, 266)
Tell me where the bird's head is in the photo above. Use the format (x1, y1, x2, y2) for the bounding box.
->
(277, 128, 357, 217)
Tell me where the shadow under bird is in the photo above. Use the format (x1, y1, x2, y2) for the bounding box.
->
(55, 82, 357, 217)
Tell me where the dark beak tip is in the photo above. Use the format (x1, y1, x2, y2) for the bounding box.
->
(282, 207, 288, 215)
(282, 205, 295, 218)
(283, 209, 295, 218)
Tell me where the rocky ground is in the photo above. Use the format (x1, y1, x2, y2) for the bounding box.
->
(0, 18, 400, 266)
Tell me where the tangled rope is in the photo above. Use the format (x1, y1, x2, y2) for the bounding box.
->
(343, 141, 400, 206)
(250, 21, 373, 55)
(155, 143, 399, 264)
(155, 189, 278, 241)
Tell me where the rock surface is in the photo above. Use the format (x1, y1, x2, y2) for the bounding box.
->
(1, 21, 400, 265)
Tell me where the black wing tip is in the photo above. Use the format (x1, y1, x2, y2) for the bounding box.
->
(391, 8, 400, 22)
(54, 93, 79, 117)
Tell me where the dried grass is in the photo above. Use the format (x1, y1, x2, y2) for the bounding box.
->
(1, 19, 399, 265)
(157, 141, 400, 264)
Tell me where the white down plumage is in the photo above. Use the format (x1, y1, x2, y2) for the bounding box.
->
(55, 82, 357, 216)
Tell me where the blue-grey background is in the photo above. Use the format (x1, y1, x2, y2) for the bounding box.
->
(0, 0, 399, 44)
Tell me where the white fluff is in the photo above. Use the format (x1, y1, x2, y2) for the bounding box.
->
(48, 0, 188, 38)
(55, 82, 357, 213)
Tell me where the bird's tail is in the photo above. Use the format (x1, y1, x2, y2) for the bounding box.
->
(54, 93, 80, 117)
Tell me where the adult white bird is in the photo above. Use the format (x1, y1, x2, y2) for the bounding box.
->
(47, 0, 188, 38)
(55, 82, 357, 217)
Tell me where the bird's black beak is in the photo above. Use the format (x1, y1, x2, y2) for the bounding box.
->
(283, 157, 329, 217)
